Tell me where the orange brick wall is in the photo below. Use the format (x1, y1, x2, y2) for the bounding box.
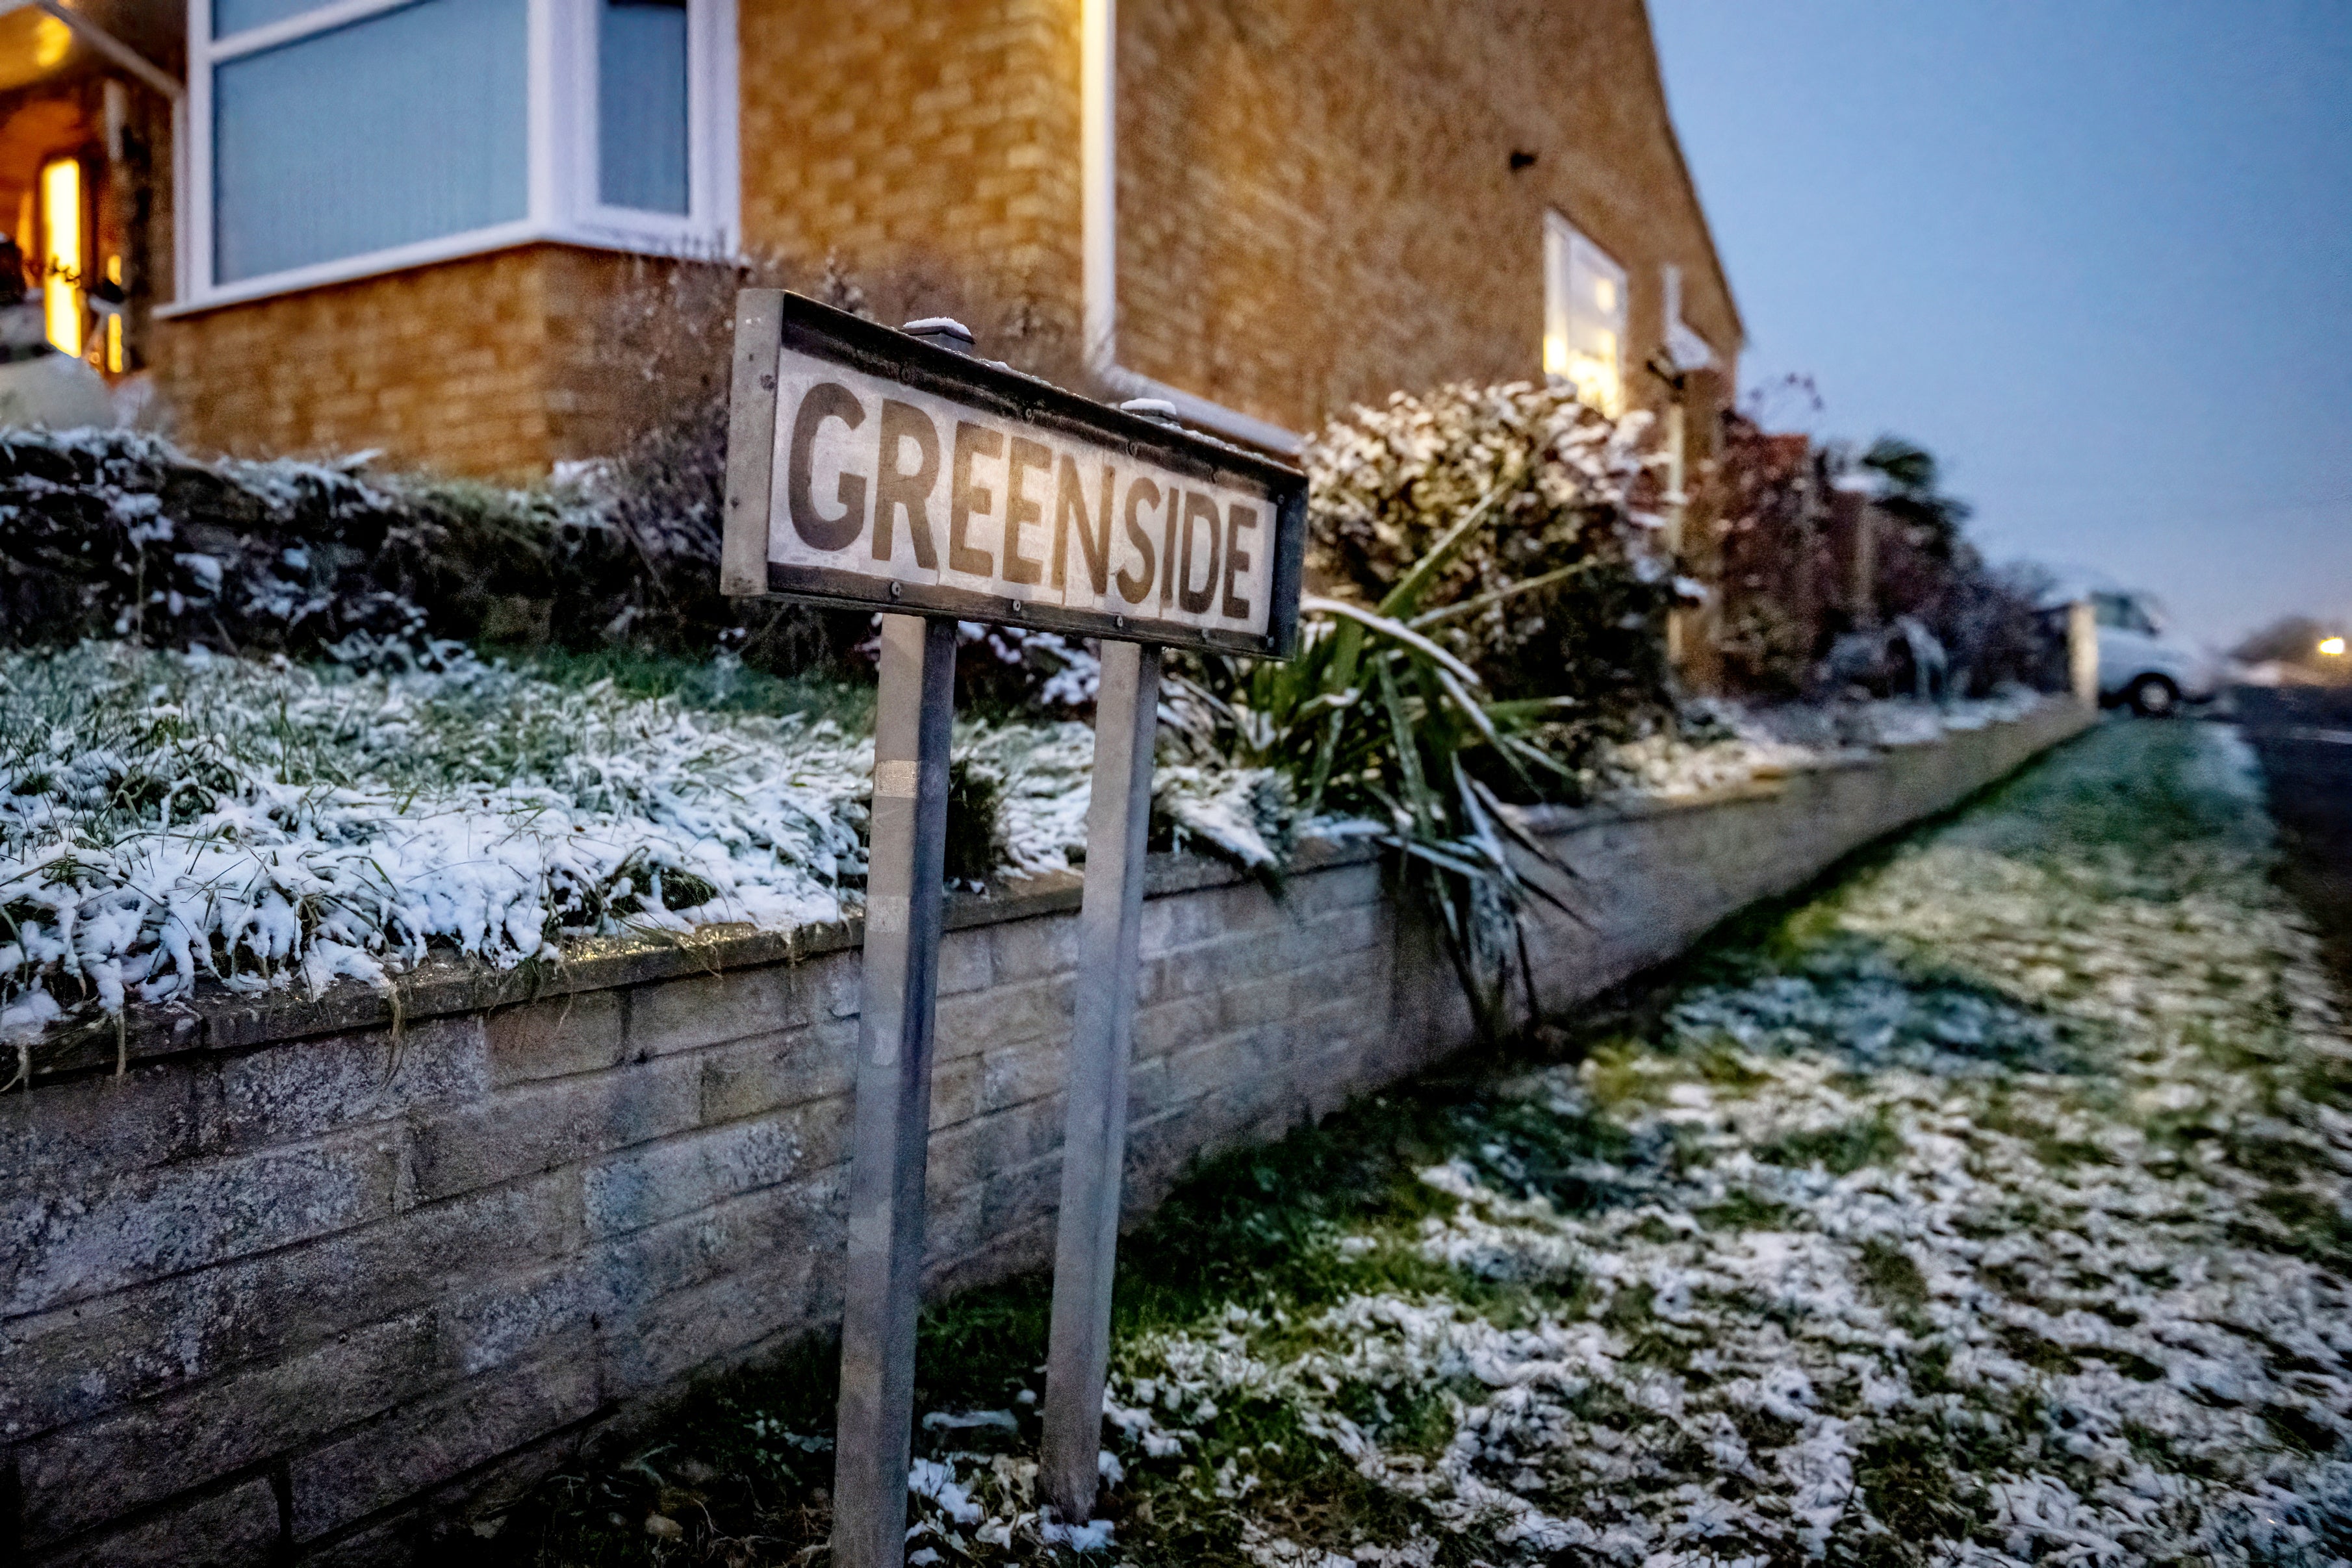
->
(153, 246, 656, 478)
(152, 0, 1739, 484)
(737, 0, 1738, 440)
(737, 0, 1086, 355)
(1114, 0, 1739, 438)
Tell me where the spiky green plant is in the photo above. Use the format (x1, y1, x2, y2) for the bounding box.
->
(1163, 474, 1585, 1043)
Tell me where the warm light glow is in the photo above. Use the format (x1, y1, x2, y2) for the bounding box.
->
(2320, 637, 2346, 658)
(1593, 277, 1616, 313)
(41, 158, 81, 358)
(104, 255, 123, 373)
(32, 13, 71, 70)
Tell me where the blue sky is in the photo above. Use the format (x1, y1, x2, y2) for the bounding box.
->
(1648, 0, 2352, 649)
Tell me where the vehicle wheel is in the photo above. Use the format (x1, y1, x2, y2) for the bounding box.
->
(2127, 674, 2179, 718)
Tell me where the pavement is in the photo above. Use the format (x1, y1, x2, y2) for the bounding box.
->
(2232, 683, 2352, 982)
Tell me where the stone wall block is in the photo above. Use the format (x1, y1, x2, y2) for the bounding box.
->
(696, 1020, 857, 1126)
(287, 1345, 602, 1545)
(435, 1259, 597, 1382)
(0, 1172, 581, 1445)
(13, 1308, 438, 1548)
(405, 1056, 701, 1206)
(936, 929, 996, 996)
(980, 1037, 1067, 1115)
(934, 975, 1074, 1060)
(35, 1475, 284, 1568)
(598, 1262, 817, 1400)
(580, 1110, 833, 1242)
(0, 1061, 198, 1196)
(203, 1016, 488, 1154)
(988, 915, 1082, 984)
(585, 1171, 838, 1323)
(927, 1091, 1067, 1198)
(485, 991, 628, 1087)
(626, 964, 834, 1059)
(3, 1129, 402, 1320)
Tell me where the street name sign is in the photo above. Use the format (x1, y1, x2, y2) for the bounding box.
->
(723, 290, 1306, 657)
(721, 288, 1306, 1567)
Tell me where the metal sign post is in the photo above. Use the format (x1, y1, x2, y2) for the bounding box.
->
(723, 290, 1305, 1562)
(1038, 635, 1160, 1519)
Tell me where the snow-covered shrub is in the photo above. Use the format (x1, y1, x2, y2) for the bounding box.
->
(0, 427, 557, 661)
(1305, 380, 1674, 716)
(0, 642, 1204, 1052)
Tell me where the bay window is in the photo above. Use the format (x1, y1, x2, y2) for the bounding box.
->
(1542, 212, 1628, 417)
(181, 0, 737, 308)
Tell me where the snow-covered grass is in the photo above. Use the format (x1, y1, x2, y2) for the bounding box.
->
(0, 642, 865, 1046)
(0, 638, 2051, 1054)
(0, 643, 1168, 1054)
(501, 718, 2352, 1567)
(1589, 689, 2052, 802)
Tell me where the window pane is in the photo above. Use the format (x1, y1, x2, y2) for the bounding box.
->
(600, 0, 691, 214)
(1543, 218, 1627, 416)
(213, 0, 331, 37)
(213, 0, 529, 285)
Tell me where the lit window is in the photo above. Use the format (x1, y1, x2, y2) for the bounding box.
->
(1542, 213, 1628, 416)
(41, 157, 80, 357)
(187, 0, 737, 306)
(105, 255, 123, 373)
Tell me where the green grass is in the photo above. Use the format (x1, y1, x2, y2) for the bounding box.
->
(494, 643, 876, 727)
(1757, 1112, 1904, 1175)
(484, 720, 2352, 1565)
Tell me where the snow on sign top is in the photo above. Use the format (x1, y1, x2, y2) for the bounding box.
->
(721, 290, 1307, 657)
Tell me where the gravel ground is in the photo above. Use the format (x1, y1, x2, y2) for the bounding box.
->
(507, 717, 2352, 1568)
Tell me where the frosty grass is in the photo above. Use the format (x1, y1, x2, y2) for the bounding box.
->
(0, 642, 1252, 1050)
(875, 720, 2352, 1567)
(0, 641, 2031, 1052)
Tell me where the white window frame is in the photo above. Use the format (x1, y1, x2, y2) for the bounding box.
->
(1542, 211, 1629, 417)
(173, 0, 737, 314)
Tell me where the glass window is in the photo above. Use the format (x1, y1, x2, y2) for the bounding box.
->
(213, 0, 332, 38)
(212, 0, 530, 283)
(41, 157, 81, 357)
(1543, 214, 1629, 416)
(599, 0, 691, 214)
(2093, 593, 2143, 631)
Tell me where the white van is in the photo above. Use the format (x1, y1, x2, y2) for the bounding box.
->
(2087, 590, 2218, 716)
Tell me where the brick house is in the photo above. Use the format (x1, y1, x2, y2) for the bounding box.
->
(5, 0, 1738, 479)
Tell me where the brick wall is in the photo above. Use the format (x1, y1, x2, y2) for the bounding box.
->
(737, 0, 1084, 318)
(739, 0, 1741, 442)
(0, 702, 2090, 1565)
(151, 246, 656, 479)
(1114, 0, 1741, 438)
(149, 1, 1737, 479)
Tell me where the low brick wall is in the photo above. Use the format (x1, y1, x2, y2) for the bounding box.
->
(0, 701, 2092, 1565)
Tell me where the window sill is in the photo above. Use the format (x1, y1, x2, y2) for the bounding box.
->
(158, 218, 737, 320)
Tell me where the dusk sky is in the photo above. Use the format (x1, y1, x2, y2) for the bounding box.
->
(1648, 0, 2352, 651)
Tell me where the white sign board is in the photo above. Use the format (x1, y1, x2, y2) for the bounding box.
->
(722, 291, 1306, 656)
